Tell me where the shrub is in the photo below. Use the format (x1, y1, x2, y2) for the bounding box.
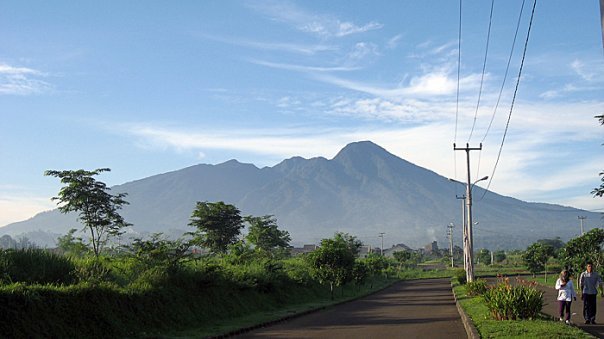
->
(465, 279, 487, 296)
(0, 249, 75, 285)
(483, 276, 543, 320)
(453, 269, 467, 285)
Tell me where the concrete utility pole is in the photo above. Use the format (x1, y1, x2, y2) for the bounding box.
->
(447, 223, 455, 268)
(578, 216, 586, 235)
(379, 232, 385, 256)
(456, 194, 467, 271)
(454, 143, 484, 283)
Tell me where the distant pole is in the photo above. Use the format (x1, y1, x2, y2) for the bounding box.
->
(447, 223, 455, 268)
(454, 143, 483, 283)
(456, 195, 467, 271)
(379, 232, 385, 256)
(578, 216, 586, 235)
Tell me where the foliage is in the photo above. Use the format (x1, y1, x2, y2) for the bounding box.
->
(482, 276, 543, 320)
(537, 237, 565, 254)
(244, 215, 291, 257)
(522, 242, 554, 275)
(305, 234, 355, 299)
(45, 168, 130, 258)
(453, 268, 467, 285)
(492, 250, 506, 263)
(560, 228, 604, 275)
(477, 248, 491, 265)
(127, 233, 190, 272)
(0, 248, 76, 285)
(465, 278, 487, 296)
(392, 250, 412, 270)
(57, 229, 89, 257)
(351, 260, 369, 287)
(188, 201, 244, 254)
(333, 232, 363, 258)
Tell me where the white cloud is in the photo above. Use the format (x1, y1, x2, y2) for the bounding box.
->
(250, 59, 360, 72)
(0, 63, 51, 95)
(197, 33, 338, 55)
(387, 34, 403, 49)
(247, 0, 382, 38)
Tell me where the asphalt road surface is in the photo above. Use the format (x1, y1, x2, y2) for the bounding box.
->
(237, 278, 467, 338)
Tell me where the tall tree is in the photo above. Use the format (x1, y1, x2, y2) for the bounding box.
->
(45, 168, 130, 258)
(245, 215, 291, 255)
(188, 201, 243, 254)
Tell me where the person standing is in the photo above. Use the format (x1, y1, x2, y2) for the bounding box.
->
(555, 270, 576, 324)
(579, 262, 603, 324)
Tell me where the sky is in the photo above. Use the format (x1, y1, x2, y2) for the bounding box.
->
(1, 0, 603, 229)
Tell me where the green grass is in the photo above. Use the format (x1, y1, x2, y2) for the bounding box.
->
(453, 283, 594, 338)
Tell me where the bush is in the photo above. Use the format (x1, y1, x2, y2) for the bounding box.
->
(453, 269, 466, 285)
(483, 276, 543, 320)
(0, 249, 75, 285)
(465, 279, 487, 296)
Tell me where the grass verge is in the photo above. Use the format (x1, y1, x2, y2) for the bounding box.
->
(453, 282, 593, 338)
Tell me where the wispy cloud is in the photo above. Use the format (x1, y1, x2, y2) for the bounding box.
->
(197, 33, 338, 55)
(247, 0, 382, 38)
(250, 59, 360, 72)
(0, 63, 51, 95)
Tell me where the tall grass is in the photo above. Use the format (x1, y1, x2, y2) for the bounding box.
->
(0, 248, 75, 285)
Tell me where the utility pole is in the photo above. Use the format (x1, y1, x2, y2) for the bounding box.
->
(454, 143, 483, 283)
(578, 216, 586, 235)
(447, 223, 455, 268)
(456, 194, 467, 272)
(379, 232, 385, 256)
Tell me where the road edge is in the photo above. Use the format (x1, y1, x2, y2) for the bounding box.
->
(451, 283, 480, 339)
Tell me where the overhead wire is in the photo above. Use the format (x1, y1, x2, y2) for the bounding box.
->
(480, 0, 537, 199)
(467, 0, 495, 143)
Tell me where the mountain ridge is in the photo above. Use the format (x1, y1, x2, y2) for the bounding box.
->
(1, 140, 599, 249)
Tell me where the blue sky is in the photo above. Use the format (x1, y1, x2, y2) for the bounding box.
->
(1, 0, 603, 228)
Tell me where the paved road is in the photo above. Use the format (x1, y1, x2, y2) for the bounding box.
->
(237, 278, 467, 338)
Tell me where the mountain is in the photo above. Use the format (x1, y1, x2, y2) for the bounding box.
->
(1, 141, 600, 249)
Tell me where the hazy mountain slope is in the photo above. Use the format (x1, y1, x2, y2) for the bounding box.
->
(1, 141, 599, 249)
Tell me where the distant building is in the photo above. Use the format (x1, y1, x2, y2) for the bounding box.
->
(290, 244, 318, 256)
(424, 241, 439, 254)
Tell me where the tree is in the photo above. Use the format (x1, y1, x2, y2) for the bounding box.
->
(477, 248, 491, 265)
(493, 250, 507, 263)
(522, 242, 554, 276)
(334, 232, 363, 258)
(188, 201, 244, 254)
(306, 234, 355, 299)
(45, 168, 130, 258)
(537, 237, 565, 255)
(128, 233, 190, 272)
(245, 215, 291, 256)
(57, 228, 89, 256)
(392, 250, 412, 270)
(560, 228, 604, 275)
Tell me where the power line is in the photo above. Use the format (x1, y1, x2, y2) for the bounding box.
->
(481, 0, 527, 144)
(481, 0, 537, 199)
(468, 0, 495, 143)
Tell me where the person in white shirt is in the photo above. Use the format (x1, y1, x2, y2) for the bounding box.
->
(556, 270, 577, 324)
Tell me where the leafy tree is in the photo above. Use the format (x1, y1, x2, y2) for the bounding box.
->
(592, 114, 604, 197)
(334, 232, 363, 258)
(392, 250, 412, 270)
(188, 201, 243, 254)
(0, 235, 17, 250)
(478, 249, 491, 265)
(128, 233, 190, 271)
(57, 228, 89, 256)
(351, 260, 369, 289)
(245, 215, 291, 256)
(363, 252, 388, 287)
(522, 242, 554, 276)
(560, 228, 604, 275)
(306, 234, 355, 299)
(45, 168, 130, 258)
(537, 237, 565, 255)
(493, 250, 507, 263)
